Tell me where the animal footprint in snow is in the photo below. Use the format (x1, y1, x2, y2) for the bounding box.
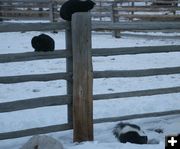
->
(32, 89, 40, 93)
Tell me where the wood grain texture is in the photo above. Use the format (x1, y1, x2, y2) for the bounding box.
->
(72, 12, 93, 142)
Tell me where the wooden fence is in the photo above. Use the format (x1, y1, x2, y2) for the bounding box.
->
(93, 0, 180, 37)
(0, 12, 180, 142)
(93, 0, 180, 21)
(0, 0, 61, 22)
(1, 0, 180, 22)
(1, 0, 180, 38)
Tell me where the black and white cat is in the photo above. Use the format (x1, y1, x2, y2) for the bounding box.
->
(113, 122, 148, 144)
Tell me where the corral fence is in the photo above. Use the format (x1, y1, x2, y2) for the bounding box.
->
(0, 0, 62, 22)
(1, 0, 180, 22)
(93, 0, 180, 21)
(92, 0, 180, 37)
(1, 0, 180, 37)
(0, 12, 180, 142)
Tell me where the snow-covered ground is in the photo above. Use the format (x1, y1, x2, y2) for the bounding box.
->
(0, 30, 180, 149)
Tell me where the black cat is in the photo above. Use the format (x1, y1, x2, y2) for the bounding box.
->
(31, 34, 55, 52)
(60, 0, 95, 21)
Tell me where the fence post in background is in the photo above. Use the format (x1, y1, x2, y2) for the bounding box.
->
(112, 1, 121, 38)
(65, 22, 73, 128)
(99, 1, 102, 21)
(49, 0, 55, 23)
(131, 2, 134, 16)
(71, 12, 93, 142)
(0, 1, 2, 22)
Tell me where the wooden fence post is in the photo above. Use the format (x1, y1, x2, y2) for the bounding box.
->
(65, 22, 73, 127)
(49, 0, 55, 23)
(71, 12, 93, 142)
(0, 2, 4, 22)
(112, 1, 121, 38)
(0, 1, 3, 21)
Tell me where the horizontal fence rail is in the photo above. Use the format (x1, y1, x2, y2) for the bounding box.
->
(95, 0, 180, 3)
(0, 95, 71, 113)
(0, 72, 71, 84)
(92, 21, 180, 31)
(93, 86, 180, 100)
(0, 123, 72, 140)
(0, 22, 69, 32)
(1, 66, 180, 84)
(0, 50, 70, 63)
(94, 109, 180, 123)
(115, 14, 180, 21)
(113, 7, 180, 12)
(92, 45, 180, 56)
(94, 66, 180, 78)
(1, 21, 180, 33)
(0, 45, 179, 63)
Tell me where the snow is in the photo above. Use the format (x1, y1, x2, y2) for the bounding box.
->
(0, 30, 180, 149)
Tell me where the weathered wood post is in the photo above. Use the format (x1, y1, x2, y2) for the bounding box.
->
(0, 1, 2, 22)
(112, 1, 121, 38)
(66, 22, 73, 127)
(49, 0, 55, 23)
(71, 12, 93, 142)
(131, 2, 134, 16)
